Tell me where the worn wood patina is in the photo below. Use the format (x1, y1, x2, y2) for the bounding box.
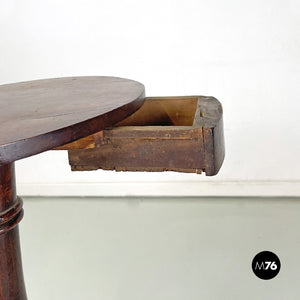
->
(0, 76, 224, 299)
(0, 76, 145, 300)
(57, 96, 224, 176)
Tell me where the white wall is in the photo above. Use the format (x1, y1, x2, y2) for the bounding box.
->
(1, 0, 300, 196)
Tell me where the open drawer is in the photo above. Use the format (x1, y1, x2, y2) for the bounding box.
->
(56, 96, 225, 176)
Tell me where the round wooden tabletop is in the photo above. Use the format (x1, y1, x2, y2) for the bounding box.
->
(0, 76, 145, 165)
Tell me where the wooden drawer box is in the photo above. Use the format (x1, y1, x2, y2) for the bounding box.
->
(57, 96, 224, 176)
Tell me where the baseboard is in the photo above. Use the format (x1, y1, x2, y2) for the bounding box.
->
(18, 180, 300, 197)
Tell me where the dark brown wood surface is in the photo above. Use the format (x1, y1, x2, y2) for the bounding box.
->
(0, 76, 145, 300)
(0, 76, 145, 165)
(0, 163, 26, 300)
(0, 77, 224, 299)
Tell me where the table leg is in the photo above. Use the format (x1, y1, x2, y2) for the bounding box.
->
(0, 163, 27, 300)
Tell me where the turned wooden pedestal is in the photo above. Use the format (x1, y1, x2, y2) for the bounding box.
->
(0, 163, 26, 299)
(0, 76, 224, 299)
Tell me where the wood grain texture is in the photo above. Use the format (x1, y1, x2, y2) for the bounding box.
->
(0, 78, 225, 299)
(0, 76, 145, 165)
(0, 164, 26, 300)
(60, 96, 225, 176)
(0, 76, 146, 299)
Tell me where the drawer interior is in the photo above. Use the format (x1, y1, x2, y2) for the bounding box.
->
(115, 97, 199, 127)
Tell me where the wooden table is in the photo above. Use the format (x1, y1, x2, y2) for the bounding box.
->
(0, 76, 224, 299)
(0, 77, 145, 300)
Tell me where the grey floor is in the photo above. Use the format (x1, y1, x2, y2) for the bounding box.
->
(20, 197, 300, 300)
